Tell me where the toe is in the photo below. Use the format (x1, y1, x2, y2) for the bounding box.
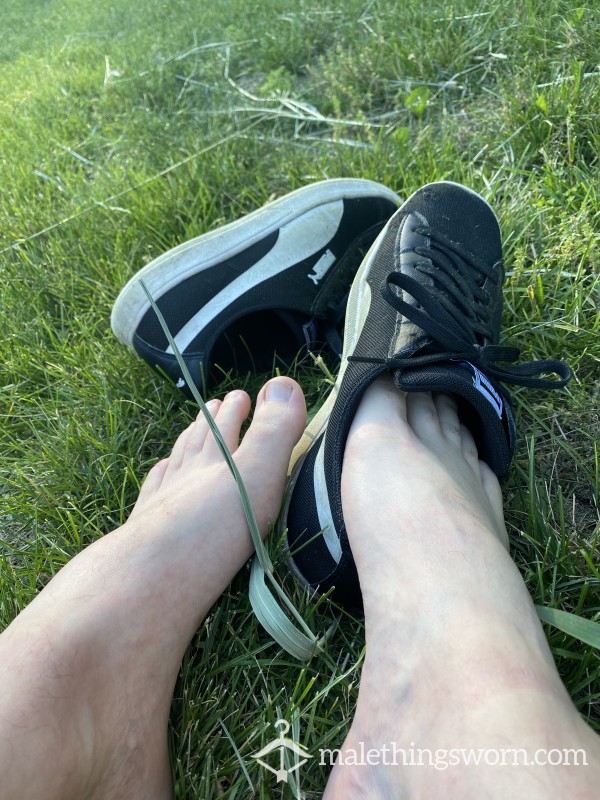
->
(347, 377, 408, 445)
(202, 390, 251, 460)
(235, 377, 306, 531)
(164, 398, 222, 477)
(433, 392, 461, 444)
(343, 377, 410, 474)
(164, 420, 194, 473)
(479, 460, 509, 548)
(460, 422, 481, 472)
(182, 398, 222, 458)
(406, 391, 443, 444)
(131, 458, 170, 515)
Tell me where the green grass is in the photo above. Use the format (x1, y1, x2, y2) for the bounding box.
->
(1, 0, 599, 795)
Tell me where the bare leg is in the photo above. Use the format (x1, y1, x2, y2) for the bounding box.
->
(0, 377, 306, 800)
(325, 377, 600, 799)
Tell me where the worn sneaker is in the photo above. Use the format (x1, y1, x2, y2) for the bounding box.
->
(111, 179, 400, 396)
(283, 181, 571, 609)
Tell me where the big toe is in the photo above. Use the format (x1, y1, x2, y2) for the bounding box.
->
(344, 376, 409, 463)
(236, 377, 306, 531)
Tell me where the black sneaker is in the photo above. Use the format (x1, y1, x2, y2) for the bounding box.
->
(283, 181, 571, 610)
(111, 179, 400, 396)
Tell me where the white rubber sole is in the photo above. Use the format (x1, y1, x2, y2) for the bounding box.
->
(111, 178, 401, 347)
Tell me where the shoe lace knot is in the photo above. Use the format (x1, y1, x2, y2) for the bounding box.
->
(349, 226, 571, 390)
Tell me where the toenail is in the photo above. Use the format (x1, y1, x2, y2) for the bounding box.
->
(225, 390, 246, 403)
(265, 380, 293, 403)
(200, 399, 219, 417)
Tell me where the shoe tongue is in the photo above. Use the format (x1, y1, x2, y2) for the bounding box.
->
(393, 361, 515, 479)
(399, 183, 503, 265)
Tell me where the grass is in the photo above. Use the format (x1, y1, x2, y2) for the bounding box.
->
(1, 0, 599, 795)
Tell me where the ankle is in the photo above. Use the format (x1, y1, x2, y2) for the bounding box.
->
(361, 597, 577, 737)
(360, 534, 521, 645)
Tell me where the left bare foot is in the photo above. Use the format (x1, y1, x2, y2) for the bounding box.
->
(0, 377, 306, 800)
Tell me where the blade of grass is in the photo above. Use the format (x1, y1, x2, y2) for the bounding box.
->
(536, 606, 600, 649)
(217, 717, 254, 794)
(249, 557, 319, 661)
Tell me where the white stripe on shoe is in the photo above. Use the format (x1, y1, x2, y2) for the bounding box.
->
(166, 200, 344, 354)
(314, 440, 343, 564)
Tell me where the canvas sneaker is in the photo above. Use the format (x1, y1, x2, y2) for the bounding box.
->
(283, 181, 571, 609)
(111, 179, 400, 396)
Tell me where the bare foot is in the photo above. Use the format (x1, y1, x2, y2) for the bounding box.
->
(0, 377, 306, 800)
(324, 377, 600, 799)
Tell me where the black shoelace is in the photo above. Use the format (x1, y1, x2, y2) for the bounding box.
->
(349, 226, 571, 390)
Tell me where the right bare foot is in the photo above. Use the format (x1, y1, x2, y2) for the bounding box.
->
(325, 377, 600, 799)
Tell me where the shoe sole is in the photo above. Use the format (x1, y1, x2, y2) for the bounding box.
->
(111, 178, 401, 346)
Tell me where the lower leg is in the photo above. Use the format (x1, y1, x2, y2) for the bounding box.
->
(0, 377, 306, 800)
(325, 378, 600, 798)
